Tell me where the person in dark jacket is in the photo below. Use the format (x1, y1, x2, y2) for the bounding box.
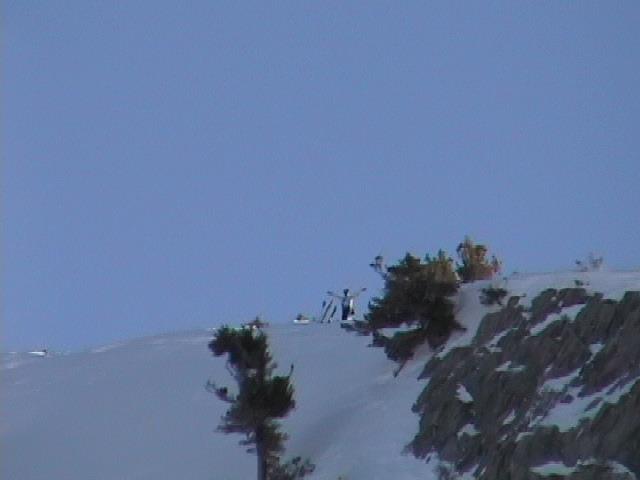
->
(327, 288, 366, 321)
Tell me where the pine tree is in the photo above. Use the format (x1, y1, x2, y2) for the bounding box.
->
(367, 251, 459, 332)
(208, 326, 313, 480)
(455, 236, 500, 282)
(367, 251, 463, 369)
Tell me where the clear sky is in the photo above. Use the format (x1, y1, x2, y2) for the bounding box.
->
(4, 1, 639, 351)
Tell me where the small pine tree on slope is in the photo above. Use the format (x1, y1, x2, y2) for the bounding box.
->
(456, 236, 500, 283)
(208, 326, 313, 480)
(367, 251, 464, 368)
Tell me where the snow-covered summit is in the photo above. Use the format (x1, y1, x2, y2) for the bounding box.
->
(2, 269, 640, 479)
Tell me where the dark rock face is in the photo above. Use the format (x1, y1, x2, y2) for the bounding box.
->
(410, 288, 640, 479)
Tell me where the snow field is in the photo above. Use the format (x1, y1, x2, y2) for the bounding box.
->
(3, 269, 640, 479)
(2, 325, 439, 480)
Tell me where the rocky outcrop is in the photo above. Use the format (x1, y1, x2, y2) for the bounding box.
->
(410, 288, 640, 479)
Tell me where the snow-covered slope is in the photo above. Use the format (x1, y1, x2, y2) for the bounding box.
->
(3, 269, 639, 480)
(412, 269, 640, 480)
(444, 268, 640, 357)
(1, 325, 433, 480)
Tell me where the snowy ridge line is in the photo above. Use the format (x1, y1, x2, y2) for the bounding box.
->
(3, 270, 640, 479)
(437, 269, 640, 359)
(2, 324, 439, 480)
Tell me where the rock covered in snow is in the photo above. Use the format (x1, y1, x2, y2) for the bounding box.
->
(411, 282, 640, 480)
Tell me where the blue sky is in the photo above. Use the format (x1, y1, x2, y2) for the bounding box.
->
(4, 1, 639, 350)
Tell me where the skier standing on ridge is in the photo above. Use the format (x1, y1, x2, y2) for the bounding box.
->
(327, 288, 366, 322)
